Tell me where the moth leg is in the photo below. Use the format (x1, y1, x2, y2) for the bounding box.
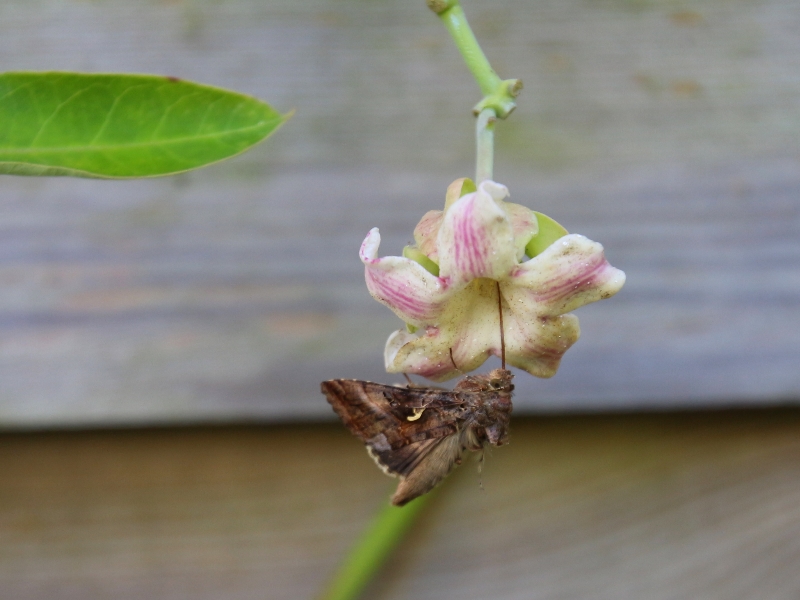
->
(476, 449, 485, 491)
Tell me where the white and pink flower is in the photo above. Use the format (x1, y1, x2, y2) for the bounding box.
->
(360, 179, 625, 381)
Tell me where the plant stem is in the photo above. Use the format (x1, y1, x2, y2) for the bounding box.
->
(475, 107, 495, 183)
(435, 2, 502, 97)
(318, 493, 433, 600)
(429, 0, 522, 119)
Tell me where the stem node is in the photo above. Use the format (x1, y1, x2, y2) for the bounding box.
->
(426, 0, 455, 15)
(473, 78, 523, 119)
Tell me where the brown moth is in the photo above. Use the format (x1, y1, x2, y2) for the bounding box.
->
(321, 367, 514, 506)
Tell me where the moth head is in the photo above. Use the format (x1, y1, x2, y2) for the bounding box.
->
(486, 368, 514, 392)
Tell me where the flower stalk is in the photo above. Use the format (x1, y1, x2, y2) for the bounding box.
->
(428, 0, 501, 96)
(476, 107, 495, 182)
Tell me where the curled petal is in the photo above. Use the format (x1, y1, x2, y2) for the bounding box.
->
(508, 234, 626, 316)
(413, 210, 444, 262)
(360, 228, 448, 326)
(384, 328, 415, 373)
(437, 181, 517, 286)
(504, 201, 538, 261)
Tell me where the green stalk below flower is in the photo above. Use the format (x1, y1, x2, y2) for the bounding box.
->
(318, 493, 434, 600)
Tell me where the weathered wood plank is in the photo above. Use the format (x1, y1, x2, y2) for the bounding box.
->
(1, 0, 799, 424)
(2, 412, 800, 599)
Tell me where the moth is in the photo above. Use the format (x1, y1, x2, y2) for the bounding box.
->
(321, 367, 514, 506)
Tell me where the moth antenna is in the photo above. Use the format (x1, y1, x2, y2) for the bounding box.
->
(403, 372, 414, 386)
(496, 281, 506, 369)
(477, 450, 485, 491)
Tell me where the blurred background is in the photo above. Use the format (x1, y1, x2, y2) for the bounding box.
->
(1, 0, 799, 598)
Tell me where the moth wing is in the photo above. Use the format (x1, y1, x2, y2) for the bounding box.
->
(321, 379, 460, 450)
(321, 379, 469, 506)
(388, 433, 466, 506)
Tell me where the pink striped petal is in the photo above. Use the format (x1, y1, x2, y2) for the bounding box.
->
(360, 228, 448, 326)
(437, 181, 517, 286)
(508, 234, 626, 317)
(385, 279, 501, 380)
(413, 210, 444, 262)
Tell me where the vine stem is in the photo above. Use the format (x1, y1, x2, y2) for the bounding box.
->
(434, 1, 502, 96)
(317, 494, 433, 600)
(429, 0, 522, 119)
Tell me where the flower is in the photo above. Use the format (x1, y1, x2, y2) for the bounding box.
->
(360, 179, 626, 381)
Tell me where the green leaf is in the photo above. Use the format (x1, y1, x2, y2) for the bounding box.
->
(0, 72, 288, 178)
(525, 211, 569, 257)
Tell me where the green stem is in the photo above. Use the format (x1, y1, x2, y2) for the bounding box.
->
(318, 493, 434, 600)
(475, 107, 495, 183)
(428, 0, 522, 118)
(435, 2, 501, 97)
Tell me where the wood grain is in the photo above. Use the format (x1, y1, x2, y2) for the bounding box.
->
(1, 0, 799, 424)
(2, 411, 800, 599)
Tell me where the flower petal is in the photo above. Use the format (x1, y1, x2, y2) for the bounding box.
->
(384, 328, 460, 381)
(501, 305, 581, 378)
(413, 210, 443, 262)
(504, 201, 538, 261)
(508, 234, 626, 316)
(437, 181, 517, 286)
(360, 228, 449, 325)
(385, 278, 502, 381)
